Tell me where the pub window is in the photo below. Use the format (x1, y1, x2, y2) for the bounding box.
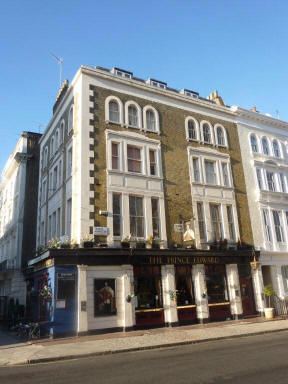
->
(175, 266, 195, 306)
(94, 279, 117, 317)
(134, 266, 163, 309)
(56, 273, 75, 300)
(205, 265, 229, 304)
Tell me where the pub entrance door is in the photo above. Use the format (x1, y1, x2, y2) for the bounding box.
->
(238, 264, 256, 317)
(134, 266, 165, 327)
(175, 266, 197, 323)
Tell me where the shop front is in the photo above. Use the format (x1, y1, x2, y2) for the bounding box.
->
(26, 247, 262, 336)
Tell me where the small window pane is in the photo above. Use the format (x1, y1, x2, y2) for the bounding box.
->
(250, 135, 258, 152)
(197, 202, 206, 240)
(113, 194, 121, 236)
(262, 138, 269, 155)
(149, 149, 157, 175)
(203, 124, 211, 143)
(112, 143, 119, 170)
(205, 161, 216, 184)
(128, 106, 138, 127)
(217, 127, 225, 146)
(151, 198, 160, 238)
(109, 101, 120, 123)
(146, 110, 156, 131)
(188, 120, 197, 140)
(273, 140, 280, 158)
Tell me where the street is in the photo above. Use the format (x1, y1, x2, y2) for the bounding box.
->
(1, 331, 288, 383)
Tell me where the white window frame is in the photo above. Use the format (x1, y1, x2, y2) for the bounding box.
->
(250, 134, 258, 153)
(68, 105, 74, 133)
(105, 95, 123, 125)
(200, 121, 214, 144)
(126, 144, 143, 174)
(185, 116, 199, 141)
(143, 105, 160, 134)
(192, 157, 201, 183)
(204, 160, 217, 185)
(214, 124, 227, 147)
(66, 145, 73, 178)
(148, 148, 158, 176)
(261, 136, 270, 156)
(125, 101, 142, 129)
(272, 139, 281, 158)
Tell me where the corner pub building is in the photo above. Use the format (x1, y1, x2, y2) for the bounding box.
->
(27, 65, 265, 336)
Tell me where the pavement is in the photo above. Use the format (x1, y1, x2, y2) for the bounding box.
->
(1, 316, 288, 366)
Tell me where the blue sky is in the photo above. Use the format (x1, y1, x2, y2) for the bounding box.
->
(1, 0, 288, 172)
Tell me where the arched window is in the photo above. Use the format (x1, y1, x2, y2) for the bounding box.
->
(188, 120, 196, 140)
(143, 105, 159, 133)
(55, 129, 59, 150)
(216, 127, 225, 146)
(185, 117, 199, 141)
(273, 140, 280, 158)
(50, 136, 54, 157)
(261, 137, 269, 155)
(250, 135, 258, 153)
(146, 109, 156, 131)
(68, 106, 73, 133)
(44, 147, 48, 167)
(202, 123, 212, 143)
(109, 101, 120, 123)
(128, 105, 138, 127)
(60, 121, 65, 142)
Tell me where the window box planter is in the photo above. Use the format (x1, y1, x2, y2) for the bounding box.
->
(60, 244, 71, 249)
(83, 241, 94, 248)
(136, 242, 146, 249)
(121, 241, 130, 249)
(152, 241, 160, 249)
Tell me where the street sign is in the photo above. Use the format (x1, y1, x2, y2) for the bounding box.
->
(93, 226, 109, 236)
(174, 223, 184, 233)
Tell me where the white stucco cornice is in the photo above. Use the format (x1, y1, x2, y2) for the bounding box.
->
(188, 145, 230, 158)
(106, 129, 161, 145)
(81, 66, 236, 120)
(231, 106, 288, 131)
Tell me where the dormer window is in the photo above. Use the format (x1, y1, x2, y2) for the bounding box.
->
(111, 67, 132, 79)
(181, 89, 199, 99)
(147, 78, 167, 90)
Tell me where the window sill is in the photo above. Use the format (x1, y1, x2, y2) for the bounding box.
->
(108, 169, 163, 180)
(135, 308, 164, 313)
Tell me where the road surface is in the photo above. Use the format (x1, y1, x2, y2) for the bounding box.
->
(1, 331, 288, 383)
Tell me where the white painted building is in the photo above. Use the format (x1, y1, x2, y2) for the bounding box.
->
(233, 106, 288, 298)
(0, 132, 41, 305)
